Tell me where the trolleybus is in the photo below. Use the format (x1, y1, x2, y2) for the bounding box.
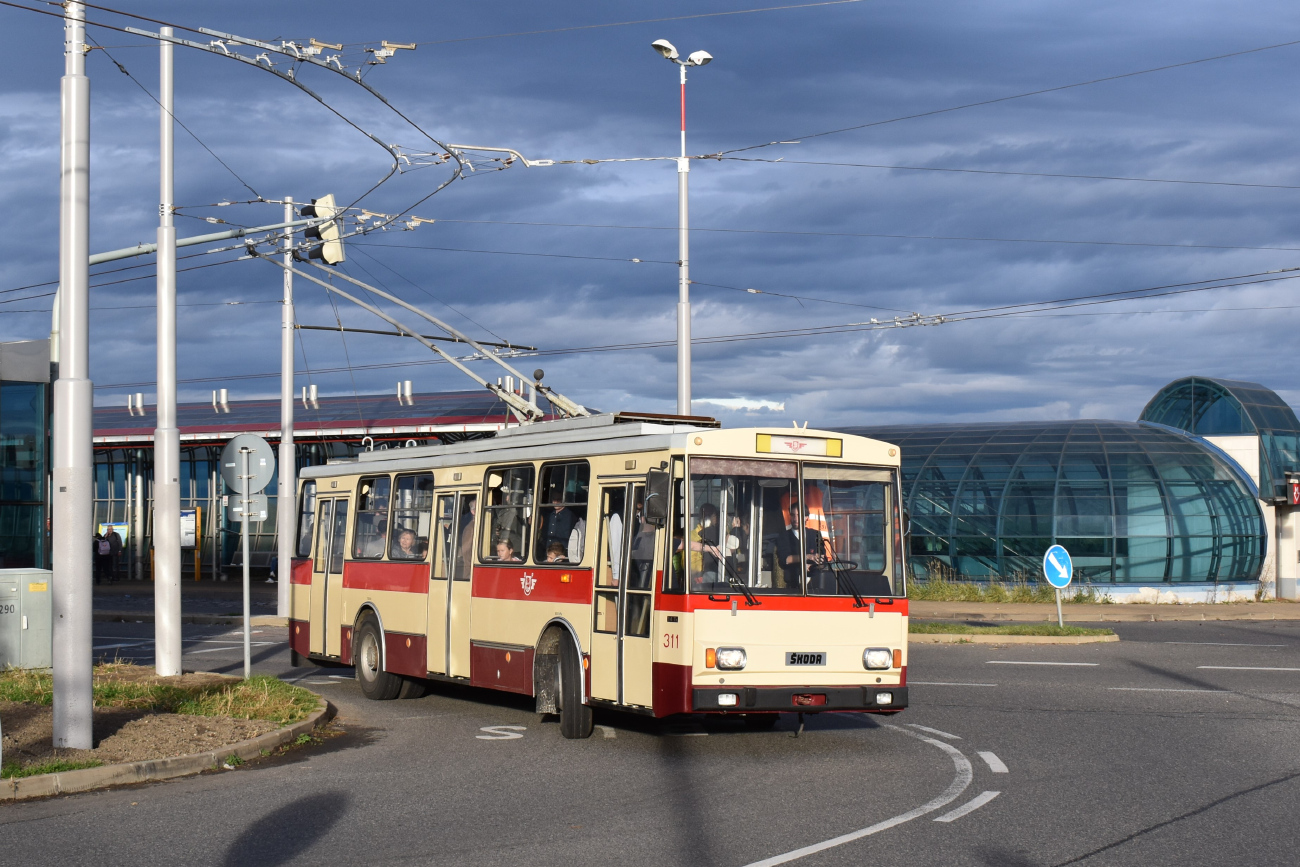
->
(289, 412, 909, 738)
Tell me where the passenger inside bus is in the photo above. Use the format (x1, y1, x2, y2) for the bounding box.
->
(545, 542, 567, 563)
(495, 539, 522, 562)
(689, 503, 722, 588)
(391, 528, 424, 561)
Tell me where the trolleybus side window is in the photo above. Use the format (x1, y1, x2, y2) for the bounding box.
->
(594, 485, 626, 633)
(803, 464, 901, 597)
(389, 473, 434, 561)
(296, 481, 317, 558)
(688, 457, 801, 595)
(664, 459, 686, 594)
(433, 494, 455, 579)
(313, 498, 335, 572)
(329, 500, 349, 574)
(455, 494, 477, 578)
(352, 475, 392, 560)
(534, 461, 590, 564)
(481, 465, 534, 562)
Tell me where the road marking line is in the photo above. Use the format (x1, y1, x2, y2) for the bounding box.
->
(907, 724, 961, 740)
(934, 790, 1000, 823)
(185, 643, 276, 655)
(742, 725, 972, 867)
(986, 661, 1098, 666)
(92, 641, 150, 650)
(476, 725, 526, 740)
(1198, 666, 1300, 672)
(1165, 642, 1286, 647)
(977, 751, 1008, 773)
(1108, 687, 1228, 693)
(596, 725, 617, 739)
(910, 681, 998, 687)
(666, 731, 709, 737)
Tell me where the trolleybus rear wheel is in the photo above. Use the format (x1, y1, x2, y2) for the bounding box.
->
(558, 637, 593, 739)
(354, 616, 402, 700)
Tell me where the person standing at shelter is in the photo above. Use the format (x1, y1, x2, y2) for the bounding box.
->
(93, 531, 112, 584)
(107, 526, 123, 580)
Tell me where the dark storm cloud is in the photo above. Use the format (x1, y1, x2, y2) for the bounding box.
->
(3, 0, 1300, 424)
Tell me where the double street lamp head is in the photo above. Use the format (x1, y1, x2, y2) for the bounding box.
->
(651, 39, 713, 66)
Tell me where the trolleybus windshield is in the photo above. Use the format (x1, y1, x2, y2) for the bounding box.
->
(686, 458, 902, 597)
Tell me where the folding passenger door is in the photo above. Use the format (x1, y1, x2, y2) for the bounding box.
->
(590, 484, 657, 706)
(323, 498, 349, 657)
(448, 493, 477, 678)
(309, 497, 348, 657)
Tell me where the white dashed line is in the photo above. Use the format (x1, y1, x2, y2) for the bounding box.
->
(910, 681, 998, 687)
(986, 661, 1098, 666)
(1165, 642, 1286, 647)
(1198, 666, 1300, 672)
(1109, 687, 1228, 693)
(907, 724, 961, 740)
(934, 790, 1000, 823)
(977, 751, 1008, 773)
(92, 641, 150, 650)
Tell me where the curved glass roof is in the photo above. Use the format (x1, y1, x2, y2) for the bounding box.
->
(1141, 377, 1300, 499)
(840, 420, 1265, 584)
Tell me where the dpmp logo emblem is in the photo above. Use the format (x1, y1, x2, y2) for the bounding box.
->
(782, 439, 808, 453)
(520, 572, 537, 596)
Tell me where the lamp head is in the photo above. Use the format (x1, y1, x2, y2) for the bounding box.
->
(651, 39, 679, 61)
(686, 50, 713, 67)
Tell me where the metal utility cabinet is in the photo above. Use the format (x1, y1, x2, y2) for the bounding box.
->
(0, 569, 53, 669)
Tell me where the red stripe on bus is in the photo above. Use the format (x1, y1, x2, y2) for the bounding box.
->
(471, 566, 593, 604)
(289, 619, 310, 657)
(654, 594, 908, 615)
(342, 560, 430, 594)
(652, 661, 693, 717)
(470, 642, 535, 695)
(291, 558, 313, 585)
(385, 631, 427, 678)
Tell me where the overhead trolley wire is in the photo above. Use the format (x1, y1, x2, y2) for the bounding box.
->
(718, 34, 1300, 156)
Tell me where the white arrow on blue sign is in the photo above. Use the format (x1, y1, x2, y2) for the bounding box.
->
(1043, 544, 1073, 589)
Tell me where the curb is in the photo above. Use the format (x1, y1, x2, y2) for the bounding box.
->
(0, 698, 334, 803)
(94, 613, 287, 627)
(910, 632, 1119, 645)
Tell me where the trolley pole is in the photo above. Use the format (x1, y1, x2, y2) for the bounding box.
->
(241, 447, 252, 679)
(154, 26, 182, 676)
(51, 0, 94, 750)
(675, 61, 692, 416)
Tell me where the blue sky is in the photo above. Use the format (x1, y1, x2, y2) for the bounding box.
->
(2, 0, 1299, 426)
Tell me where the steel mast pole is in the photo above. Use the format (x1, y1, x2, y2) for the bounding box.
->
(676, 61, 692, 416)
(154, 25, 182, 676)
(52, 0, 94, 750)
(276, 197, 295, 616)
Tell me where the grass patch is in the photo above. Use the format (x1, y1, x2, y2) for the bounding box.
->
(2, 758, 103, 780)
(907, 567, 1109, 604)
(0, 666, 319, 726)
(910, 621, 1115, 637)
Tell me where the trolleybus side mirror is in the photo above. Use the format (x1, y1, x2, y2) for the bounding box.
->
(644, 469, 670, 526)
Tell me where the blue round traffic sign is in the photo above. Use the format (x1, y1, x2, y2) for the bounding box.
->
(1042, 544, 1073, 589)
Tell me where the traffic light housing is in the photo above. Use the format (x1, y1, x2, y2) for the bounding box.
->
(299, 194, 345, 265)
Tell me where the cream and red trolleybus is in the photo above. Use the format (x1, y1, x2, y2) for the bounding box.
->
(289, 412, 909, 738)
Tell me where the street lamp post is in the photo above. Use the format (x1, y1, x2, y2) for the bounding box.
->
(651, 39, 712, 417)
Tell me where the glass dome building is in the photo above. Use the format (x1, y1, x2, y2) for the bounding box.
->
(839, 420, 1266, 584)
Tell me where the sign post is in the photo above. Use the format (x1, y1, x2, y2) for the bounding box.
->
(1042, 544, 1073, 629)
(221, 434, 275, 679)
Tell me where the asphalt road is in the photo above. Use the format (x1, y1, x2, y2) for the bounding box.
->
(5, 618, 1300, 866)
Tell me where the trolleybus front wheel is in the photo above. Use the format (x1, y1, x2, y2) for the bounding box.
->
(558, 638, 594, 739)
(354, 616, 403, 701)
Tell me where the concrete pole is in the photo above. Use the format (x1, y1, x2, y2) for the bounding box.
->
(133, 452, 144, 579)
(675, 61, 692, 416)
(241, 447, 252, 680)
(52, 0, 94, 750)
(276, 198, 295, 616)
(153, 26, 182, 676)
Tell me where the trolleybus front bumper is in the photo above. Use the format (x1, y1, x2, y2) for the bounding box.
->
(692, 685, 907, 713)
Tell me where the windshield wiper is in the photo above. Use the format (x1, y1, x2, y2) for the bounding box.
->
(707, 549, 760, 606)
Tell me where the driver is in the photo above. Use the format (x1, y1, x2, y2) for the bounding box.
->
(776, 488, 833, 591)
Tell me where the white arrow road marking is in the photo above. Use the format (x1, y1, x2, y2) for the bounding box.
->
(476, 725, 526, 740)
(934, 790, 1001, 823)
(907, 724, 961, 740)
(742, 724, 973, 867)
(978, 751, 1008, 773)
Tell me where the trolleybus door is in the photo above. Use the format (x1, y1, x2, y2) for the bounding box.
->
(591, 484, 656, 706)
(310, 498, 348, 656)
(428, 491, 475, 676)
(448, 492, 476, 678)
(323, 498, 349, 657)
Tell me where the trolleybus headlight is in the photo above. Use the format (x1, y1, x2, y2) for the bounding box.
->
(863, 648, 892, 670)
(715, 647, 747, 670)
